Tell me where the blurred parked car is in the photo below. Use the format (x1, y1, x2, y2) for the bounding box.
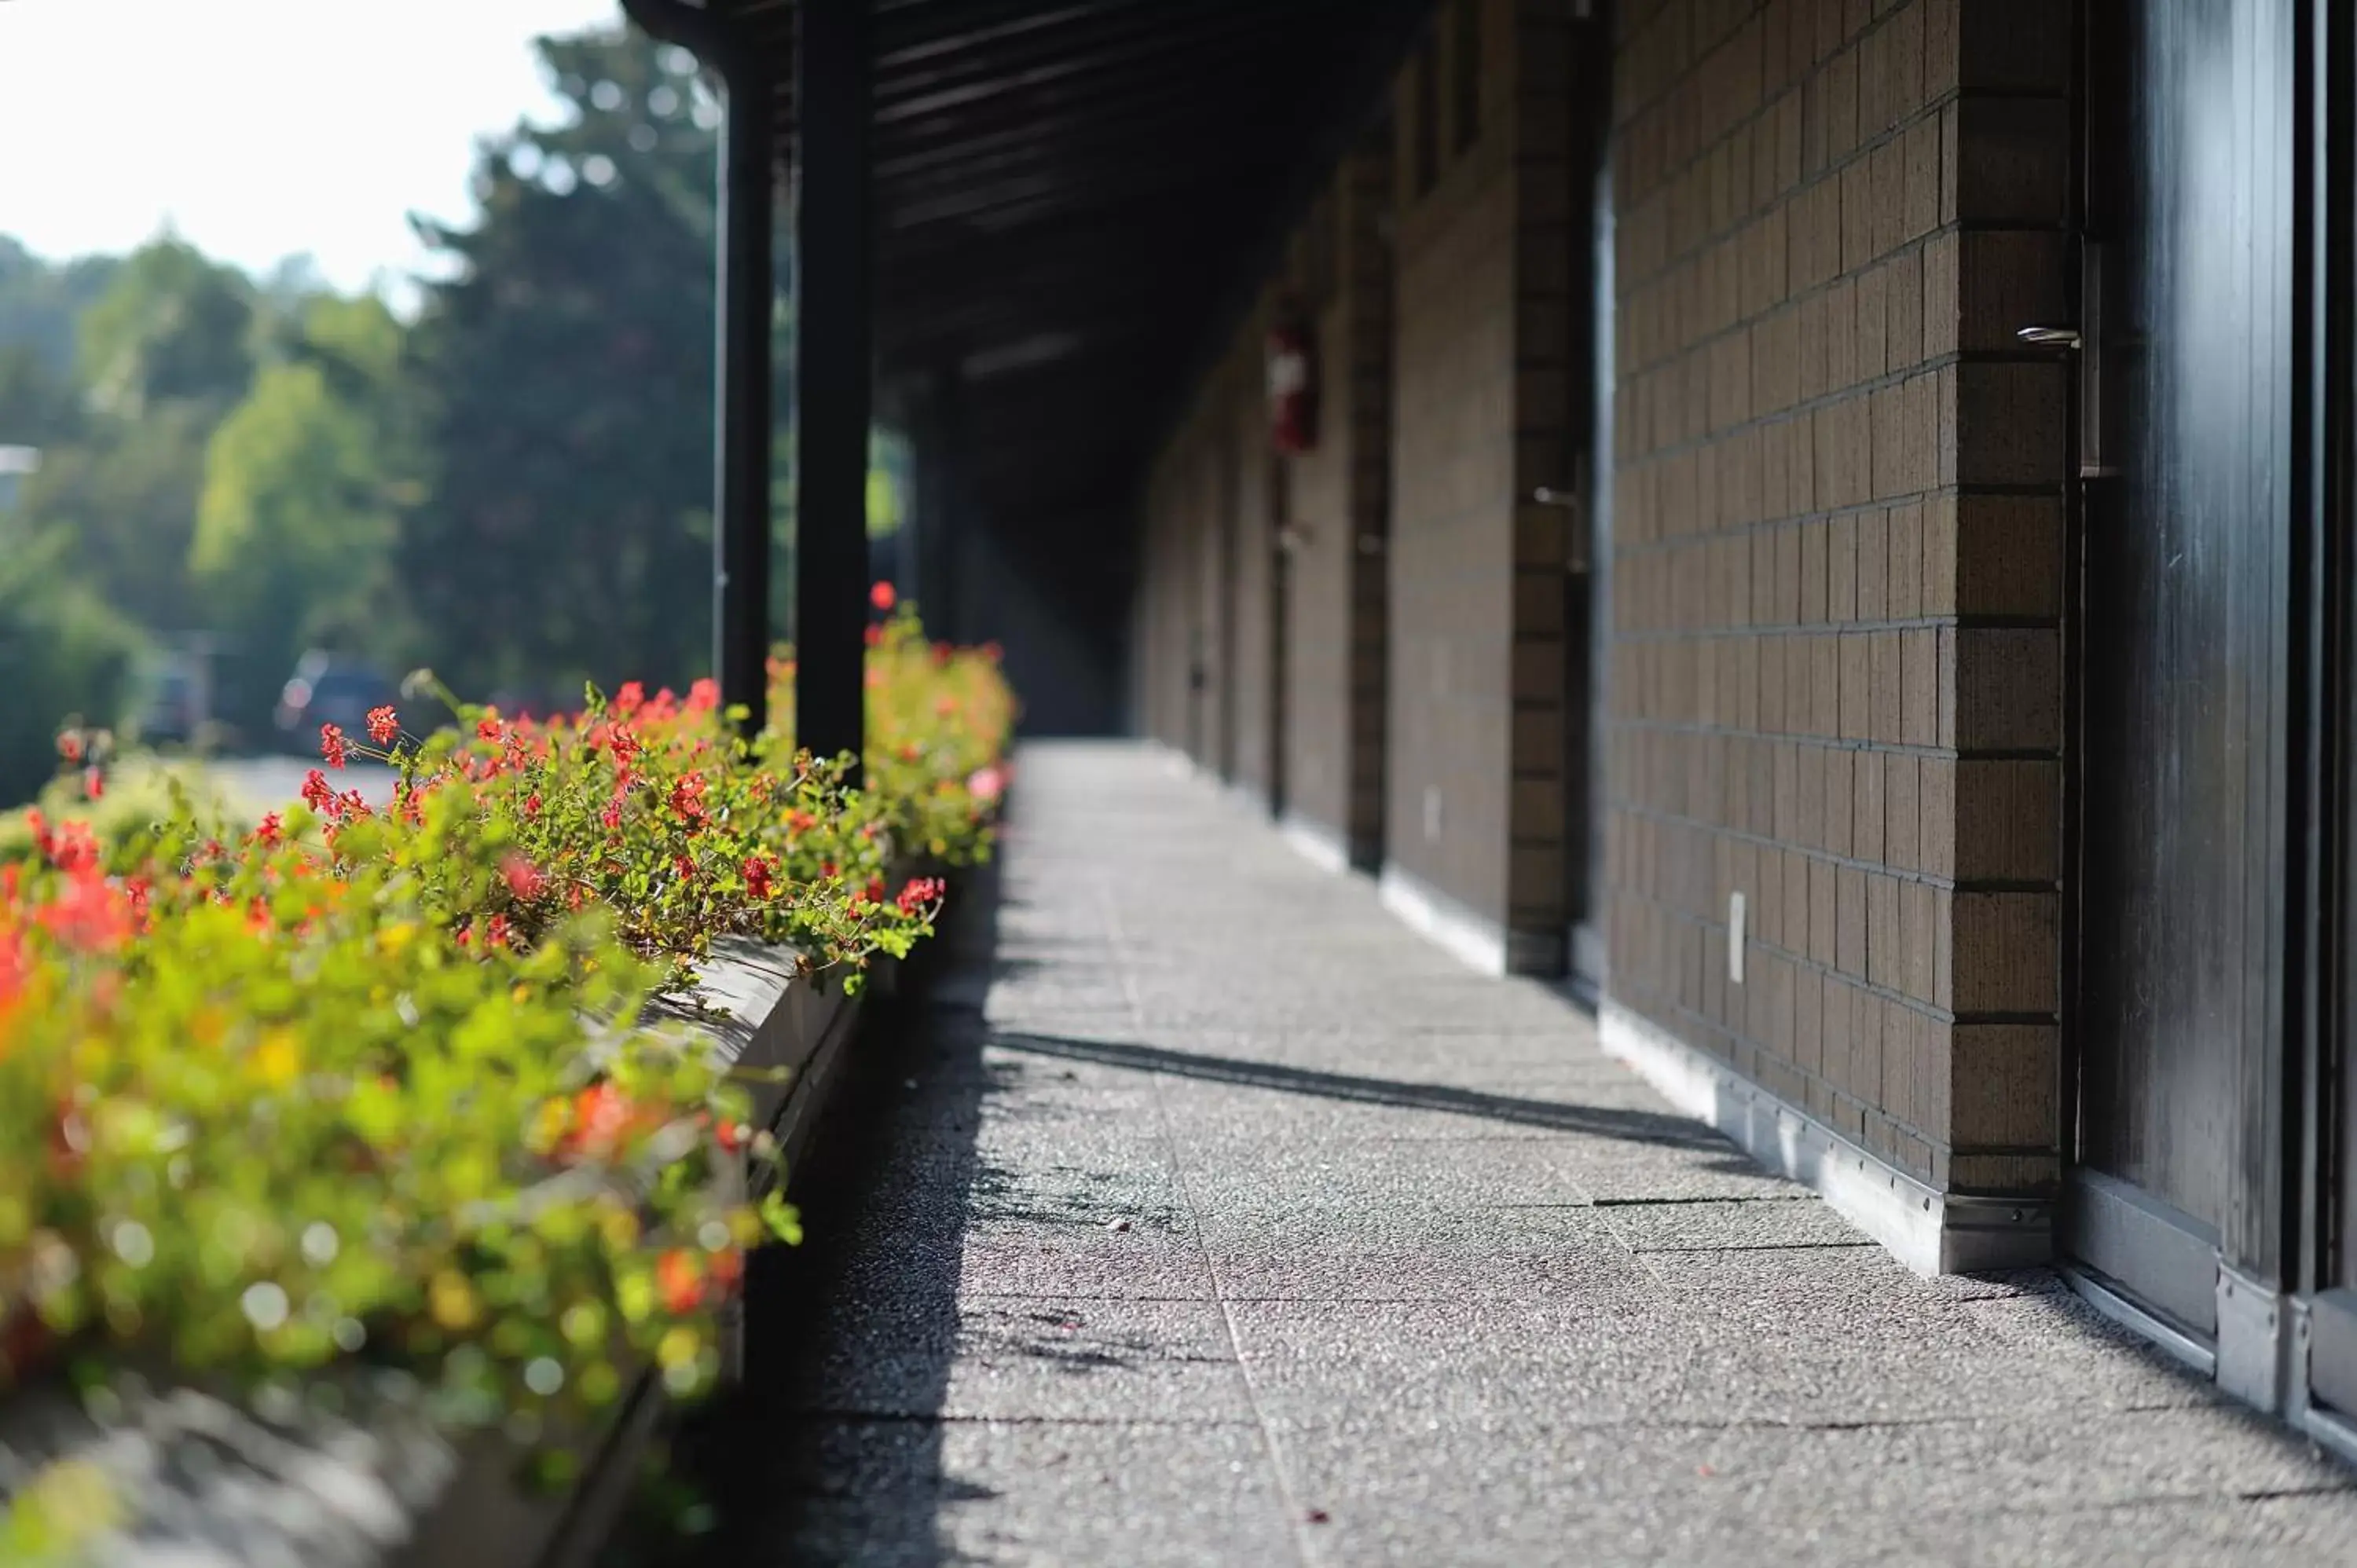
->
(274, 652, 400, 753)
(126, 643, 215, 748)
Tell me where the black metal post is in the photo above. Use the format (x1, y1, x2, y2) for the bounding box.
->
(795, 0, 872, 772)
(714, 55, 775, 737)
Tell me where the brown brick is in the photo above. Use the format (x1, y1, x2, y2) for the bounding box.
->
(1836, 863, 1869, 977)
(1952, 892, 2057, 1013)
(1953, 628, 2060, 752)
(1957, 229, 2070, 353)
(1955, 759, 2060, 881)
(1839, 630, 1871, 739)
(1869, 629, 1903, 742)
(1885, 752, 1919, 871)
(1852, 746, 1884, 862)
(1827, 511, 1858, 620)
(1916, 754, 1955, 877)
(1855, 505, 1889, 620)
(1901, 626, 1939, 747)
(1866, 871, 1900, 987)
(1815, 740, 1849, 852)
(1956, 361, 2066, 487)
(1953, 0, 2073, 93)
(1952, 96, 2070, 225)
(1950, 1024, 2059, 1148)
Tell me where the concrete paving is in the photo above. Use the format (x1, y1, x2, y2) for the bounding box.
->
(736, 742, 2357, 1566)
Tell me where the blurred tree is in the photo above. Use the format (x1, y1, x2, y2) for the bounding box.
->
(75, 236, 257, 416)
(0, 522, 141, 806)
(0, 236, 119, 377)
(400, 27, 724, 701)
(191, 293, 418, 734)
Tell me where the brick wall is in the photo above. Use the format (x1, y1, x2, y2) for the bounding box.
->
(1281, 135, 1397, 866)
(1384, 0, 1582, 967)
(1603, 0, 2071, 1194)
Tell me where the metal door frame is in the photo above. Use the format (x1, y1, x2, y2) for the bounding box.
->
(2060, 0, 2347, 1432)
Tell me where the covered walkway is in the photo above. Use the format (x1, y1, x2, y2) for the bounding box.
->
(715, 745, 2357, 1566)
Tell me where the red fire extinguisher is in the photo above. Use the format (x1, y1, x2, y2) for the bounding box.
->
(1266, 306, 1318, 455)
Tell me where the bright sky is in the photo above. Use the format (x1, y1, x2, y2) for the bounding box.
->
(0, 0, 626, 303)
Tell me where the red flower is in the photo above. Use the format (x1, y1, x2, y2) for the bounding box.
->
(254, 811, 283, 846)
(669, 772, 709, 826)
(600, 794, 625, 832)
(742, 854, 775, 900)
(319, 724, 351, 770)
(476, 713, 504, 743)
(656, 1248, 702, 1314)
(525, 791, 543, 819)
(714, 1119, 749, 1153)
(673, 852, 698, 883)
(301, 769, 335, 812)
(863, 625, 882, 648)
(502, 854, 547, 900)
(82, 767, 104, 800)
(967, 764, 1006, 804)
(366, 705, 400, 745)
(687, 678, 719, 714)
(870, 580, 896, 612)
(35, 876, 133, 952)
(860, 877, 885, 907)
(896, 877, 946, 915)
(614, 681, 646, 716)
(486, 914, 514, 950)
(54, 731, 83, 764)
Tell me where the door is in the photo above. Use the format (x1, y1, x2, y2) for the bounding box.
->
(2066, 0, 2298, 1370)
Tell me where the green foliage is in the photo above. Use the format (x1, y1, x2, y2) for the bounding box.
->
(0, 529, 141, 809)
(73, 236, 256, 418)
(398, 27, 722, 701)
(0, 617, 1014, 1539)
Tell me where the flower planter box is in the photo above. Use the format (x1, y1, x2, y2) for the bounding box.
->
(0, 941, 868, 1568)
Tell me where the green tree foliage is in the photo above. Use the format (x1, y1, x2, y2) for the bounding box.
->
(0, 525, 141, 805)
(399, 27, 722, 700)
(75, 236, 257, 416)
(191, 293, 418, 732)
(0, 236, 117, 378)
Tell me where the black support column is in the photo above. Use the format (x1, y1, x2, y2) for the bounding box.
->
(713, 54, 775, 737)
(794, 0, 872, 771)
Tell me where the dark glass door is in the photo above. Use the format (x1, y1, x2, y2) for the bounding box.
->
(2066, 0, 2297, 1350)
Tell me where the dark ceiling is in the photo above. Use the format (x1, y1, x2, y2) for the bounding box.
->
(712, 0, 1431, 527)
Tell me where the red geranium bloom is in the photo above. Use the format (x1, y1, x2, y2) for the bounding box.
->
(366, 705, 400, 745)
(54, 731, 83, 764)
(300, 769, 335, 812)
(253, 811, 283, 846)
(863, 625, 883, 648)
(870, 580, 896, 612)
(319, 724, 351, 769)
(502, 854, 548, 900)
(669, 772, 710, 826)
(687, 678, 719, 714)
(82, 768, 104, 800)
(742, 854, 775, 899)
(476, 713, 504, 743)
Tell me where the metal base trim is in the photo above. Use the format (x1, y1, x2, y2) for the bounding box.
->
(2059, 1262, 2218, 1379)
(1599, 1002, 2053, 1276)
